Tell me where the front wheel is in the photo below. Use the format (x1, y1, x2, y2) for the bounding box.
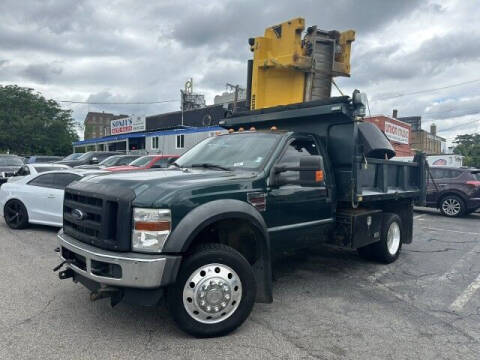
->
(167, 243, 256, 337)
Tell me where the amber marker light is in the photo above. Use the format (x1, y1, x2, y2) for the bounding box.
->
(315, 170, 324, 182)
(134, 221, 170, 232)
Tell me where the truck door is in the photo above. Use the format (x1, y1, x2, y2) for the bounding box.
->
(264, 135, 334, 250)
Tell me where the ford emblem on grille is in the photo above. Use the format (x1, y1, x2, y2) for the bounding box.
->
(71, 208, 86, 221)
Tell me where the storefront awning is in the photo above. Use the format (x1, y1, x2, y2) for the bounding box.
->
(73, 126, 224, 146)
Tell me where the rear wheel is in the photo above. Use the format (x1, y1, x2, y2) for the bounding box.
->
(357, 213, 402, 264)
(4, 200, 29, 229)
(439, 195, 465, 217)
(167, 243, 256, 337)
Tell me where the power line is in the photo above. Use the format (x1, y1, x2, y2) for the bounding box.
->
(59, 99, 179, 105)
(437, 119, 480, 133)
(372, 78, 480, 101)
(422, 106, 480, 118)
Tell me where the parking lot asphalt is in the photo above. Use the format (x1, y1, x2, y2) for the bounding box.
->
(0, 209, 479, 360)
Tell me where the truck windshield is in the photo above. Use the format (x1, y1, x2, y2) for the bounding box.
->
(175, 132, 282, 170)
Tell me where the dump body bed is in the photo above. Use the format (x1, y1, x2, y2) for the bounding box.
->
(221, 96, 426, 205)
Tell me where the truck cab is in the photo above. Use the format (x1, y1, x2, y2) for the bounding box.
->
(56, 94, 426, 337)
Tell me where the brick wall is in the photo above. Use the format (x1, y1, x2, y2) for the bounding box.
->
(364, 115, 413, 156)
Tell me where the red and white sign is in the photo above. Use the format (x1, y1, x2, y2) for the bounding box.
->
(111, 115, 146, 135)
(384, 121, 409, 145)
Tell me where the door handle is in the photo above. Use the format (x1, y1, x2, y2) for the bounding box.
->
(48, 194, 56, 199)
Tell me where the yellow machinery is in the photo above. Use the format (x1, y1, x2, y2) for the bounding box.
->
(248, 17, 355, 110)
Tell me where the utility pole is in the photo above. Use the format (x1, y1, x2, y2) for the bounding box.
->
(226, 83, 244, 113)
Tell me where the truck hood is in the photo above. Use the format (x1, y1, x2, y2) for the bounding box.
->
(83, 168, 256, 206)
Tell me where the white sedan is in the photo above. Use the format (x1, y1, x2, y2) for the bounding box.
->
(0, 169, 106, 229)
(7, 163, 71, 182)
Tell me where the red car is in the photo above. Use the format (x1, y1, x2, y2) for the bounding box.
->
(105, 155, 179, 172)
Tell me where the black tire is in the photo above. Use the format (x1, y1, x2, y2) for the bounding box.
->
(357, 213, 402, 264)
(439, 195, 465, 217)
(167, 243, 256, 337)
(4, 199, 29, 229)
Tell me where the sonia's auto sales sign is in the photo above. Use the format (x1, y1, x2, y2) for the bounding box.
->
(384, 121, 409, 144)
(111, 116, 146, 135)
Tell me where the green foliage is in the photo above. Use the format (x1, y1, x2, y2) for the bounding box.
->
(453, 133, 480, 168)
(0, 85, 79, 156)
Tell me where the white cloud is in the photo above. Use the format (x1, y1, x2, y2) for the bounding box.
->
(0, 0, 478, 144)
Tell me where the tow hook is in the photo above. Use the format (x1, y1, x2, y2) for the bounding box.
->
(58, 268, 74, 280)
(53, 259, 72, 272)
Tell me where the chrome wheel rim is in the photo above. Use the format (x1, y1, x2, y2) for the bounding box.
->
(442, 198, 461, 216)
(386, 221, 401, 255)
(183, 263, 242, 324)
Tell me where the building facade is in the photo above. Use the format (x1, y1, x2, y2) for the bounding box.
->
(364, 115, 413, 156)
(73, 126, 226, 155)
(409, 128, 446, 154)
(146, 127, 227, 156)
(83, 112, 128, 140)
(393, 110, 446, 155)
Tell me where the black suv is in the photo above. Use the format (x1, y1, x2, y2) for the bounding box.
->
(55, 151, 120, 167)
(426, 166, 480, 217)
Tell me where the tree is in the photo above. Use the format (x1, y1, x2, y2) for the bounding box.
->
(0, 85, 79, 156)
(453, 133, 480, 168)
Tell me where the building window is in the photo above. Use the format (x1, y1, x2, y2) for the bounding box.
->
(151, 137, 159, 149)
(176, 134, 185, 149)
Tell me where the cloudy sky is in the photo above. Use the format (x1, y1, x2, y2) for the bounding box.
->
(1, 0, 479, 143)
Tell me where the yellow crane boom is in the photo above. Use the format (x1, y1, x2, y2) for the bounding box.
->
(248, 17, 355, 110)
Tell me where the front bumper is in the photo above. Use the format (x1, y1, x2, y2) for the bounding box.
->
(57, 230, 181, 289)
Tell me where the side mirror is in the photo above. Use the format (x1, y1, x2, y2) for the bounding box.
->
(90, 157, 99, 164)
(167, 157, 177, 165)
(272, 155, 325, 187)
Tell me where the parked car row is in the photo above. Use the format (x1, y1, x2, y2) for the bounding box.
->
(75, 154, 140, 169)
(0, 169, 106, 228)
(2, 151, 478, 222)
(55, 151, 120, 167)
(0, 153, 179, 229)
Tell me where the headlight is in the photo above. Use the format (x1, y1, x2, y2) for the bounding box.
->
(132, 208, 171, 253)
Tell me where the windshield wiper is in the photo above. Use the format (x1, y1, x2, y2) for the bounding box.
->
(191, 163, 231, 171)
